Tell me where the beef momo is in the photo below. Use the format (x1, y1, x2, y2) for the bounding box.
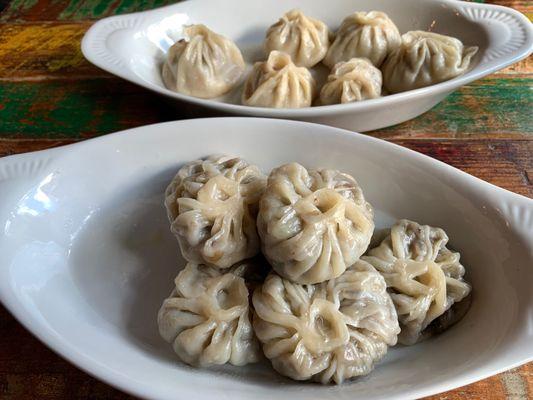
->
(382, 31, 478, 94)
(363, 219, 472, 345)
(162, 24, 245, 99)
(165, 155, 266, 269)
(242, 51, 316, 108)
(319, 57, 382, 105)
(264, 9, 330, 68)
(257, 162, 374, 284)
(158, 262, 261, 367)
(252, 261, 400, 384)
(323, 11, 401, 68)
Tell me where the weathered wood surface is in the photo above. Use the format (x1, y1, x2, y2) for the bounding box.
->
(1, 77, 531, 139)
(0, 0, 531, 398)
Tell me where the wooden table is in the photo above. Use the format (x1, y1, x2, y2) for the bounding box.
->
(0, 0, 531, 398)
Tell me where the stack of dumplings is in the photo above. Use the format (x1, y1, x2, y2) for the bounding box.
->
(158, 155, 472, 384)
(162, 10, 477, 107)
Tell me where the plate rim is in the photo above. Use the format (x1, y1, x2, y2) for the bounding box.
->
(0, 117, 532, 400)
(80, 0, 533, 117)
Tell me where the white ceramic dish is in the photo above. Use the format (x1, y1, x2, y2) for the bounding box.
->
(0, 118, 532, 399)
(81, 0, 533, 132)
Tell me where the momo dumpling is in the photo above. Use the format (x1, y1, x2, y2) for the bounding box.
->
(319, 58, 382, 105)
(165, 155, 267, 268)
(252, 261, 400, 384)
(323, 11, 401, 68)
(257, 162, 374, 284)
(158, 262, 261, 367)
(363, 219, 472, 345)
(382, 31, 478, 94)
(162, 24, 245, 99)
(264, 9, 330, 68)
(242, 51, 316, 108)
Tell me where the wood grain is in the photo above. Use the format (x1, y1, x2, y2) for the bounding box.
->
(0, 22, 102, 80)
(0, 18, 530, 140)
(0, 79, 184, 138)
(396, 139, 533, 197)
(0, 76, 531, 139)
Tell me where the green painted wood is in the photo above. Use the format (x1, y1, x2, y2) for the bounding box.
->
(0, 0, 177, 21)
(1, 76, 531, 139)
(0, 79, 182, 138)
(373, 76, 533, 139)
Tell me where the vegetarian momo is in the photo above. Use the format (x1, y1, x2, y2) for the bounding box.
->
(162, 24, 245, 99)
(363, 219, 472, 345)
(382, 31, 478, 94)
(264, 9, 330, 68)
(165, 155, 266, 269)
(242, 51, 316, 108)
(320, 58, 382, 105)
(257, 162, 374, 284)
(158, 262, 260, 367)
(323, 11, 401, 68)
(252, 261, 400, 384)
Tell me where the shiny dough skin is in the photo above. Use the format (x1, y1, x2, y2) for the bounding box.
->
(158, 262, 261, 366)
(257, 162, 374, 284)
(323, 11, 401, 68)
(252, 261, 399, 384)
(162, 24, 245, 99)
(165, 155, 266, 269)
(320, 57, 382, 105)
(382, 31, 478, 94)
(363, 219, 471, 345)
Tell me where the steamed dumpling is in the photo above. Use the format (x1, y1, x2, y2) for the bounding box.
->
(165, 155, 266, 268)
(323, 11, 401, 68)
(162, 24, 245, 98)
(158, 261, 261, 367)
(363, 219, 472, 345)
(264, 9, 330, 68)
(382, 31, 478, 94)
(242, 51, 316, 108)
(252, 261, 400, 384)
(319, 57, 382, 105)
(257, 162, 374, 284)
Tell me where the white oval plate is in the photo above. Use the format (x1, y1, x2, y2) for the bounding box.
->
(81, 0, 533, 132)
(0, 118, 532, 400)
